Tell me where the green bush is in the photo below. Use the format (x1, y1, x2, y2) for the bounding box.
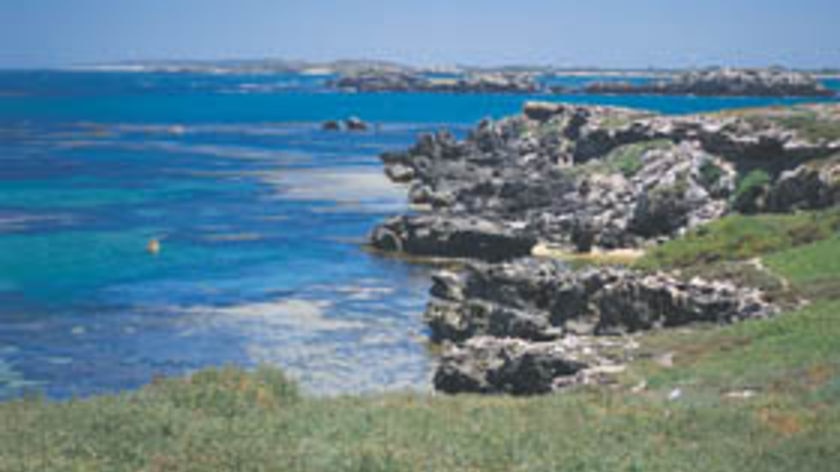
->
(698, 160, 725, 189)
(732, 169, 771, 212)
(601, 139, 672, 177)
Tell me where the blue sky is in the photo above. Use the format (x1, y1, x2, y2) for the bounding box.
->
(2, 0, 838, 69)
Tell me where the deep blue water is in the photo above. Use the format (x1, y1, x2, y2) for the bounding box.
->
(0, 71, 838, 399)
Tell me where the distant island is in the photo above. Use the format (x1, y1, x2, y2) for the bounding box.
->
(333, 67, 834, 97)
(583, 68, 835, 97)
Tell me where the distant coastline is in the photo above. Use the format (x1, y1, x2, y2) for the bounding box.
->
(63, 59, 840, 79)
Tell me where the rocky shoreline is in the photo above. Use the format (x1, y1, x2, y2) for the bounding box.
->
(370, 101, 840, 395)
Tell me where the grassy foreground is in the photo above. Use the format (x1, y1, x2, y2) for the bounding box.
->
(2, 214, 840, 471)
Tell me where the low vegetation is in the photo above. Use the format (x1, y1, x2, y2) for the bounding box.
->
(772, 112, 840, 142)
(731, 169, 771, 212)
(2, 211, 840, 471)
(635, 207, 840, 271)
(725, 105, 840, 142)
(575, 139, 673, 178)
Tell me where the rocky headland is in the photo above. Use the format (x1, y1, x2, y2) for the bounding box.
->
(584, 68, 836, 97)
(370, 101, 840, 394)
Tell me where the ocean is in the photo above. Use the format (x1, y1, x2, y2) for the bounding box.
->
(0, 71, 837, 398)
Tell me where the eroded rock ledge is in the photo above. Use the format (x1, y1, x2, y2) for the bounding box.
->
(427, 259, 775, 394)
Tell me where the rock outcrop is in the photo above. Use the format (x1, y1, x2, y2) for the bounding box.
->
(428, 259, 776, 394)
(584, 68, 835, 97)
(371, 102, 840, 258)
(434, 336, 617, 395)
(368, 102, 839, 395)
(426, 260, 774, 341)
(370, 215, 536, 262)
(766, 157, 840, 212)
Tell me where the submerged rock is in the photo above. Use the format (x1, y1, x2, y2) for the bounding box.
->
(321, 120, 341, 131)
(345, 116, 369, 131)
(321, 117, 371, 132)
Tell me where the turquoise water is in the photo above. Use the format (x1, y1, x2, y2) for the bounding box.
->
(0, 71, 837, 398)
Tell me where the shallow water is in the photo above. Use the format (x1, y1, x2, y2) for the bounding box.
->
(0, 71, 837, 399)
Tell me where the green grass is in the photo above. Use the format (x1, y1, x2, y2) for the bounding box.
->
(764, 236, 840, 300)
(772, 113, 840, 143)
(635, 208, 840, 271)
(2, 212, 840, 470)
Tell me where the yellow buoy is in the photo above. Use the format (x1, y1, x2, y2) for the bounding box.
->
(147, 238, 161, 255)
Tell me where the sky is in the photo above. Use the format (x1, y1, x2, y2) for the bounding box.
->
(1, 0, 838, 69)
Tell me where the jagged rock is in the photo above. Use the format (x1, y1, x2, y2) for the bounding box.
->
(425, 259, 776, 342)
(369, 215, 536, 262)
(384, 163, 415, 183)
(425, 299, 560, 342)
(434, 335, 636, 395)
(427, 259, 777, 394)
(433, 337, 592, 395)
(592, 273, 773, 334)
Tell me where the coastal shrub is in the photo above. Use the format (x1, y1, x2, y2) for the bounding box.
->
(732, 169, 771, 212)
(597, 139, 672, 177)
(698, 160, 725, 189)
(620, 140, 670, 177)
(615, 153, 645, 177)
